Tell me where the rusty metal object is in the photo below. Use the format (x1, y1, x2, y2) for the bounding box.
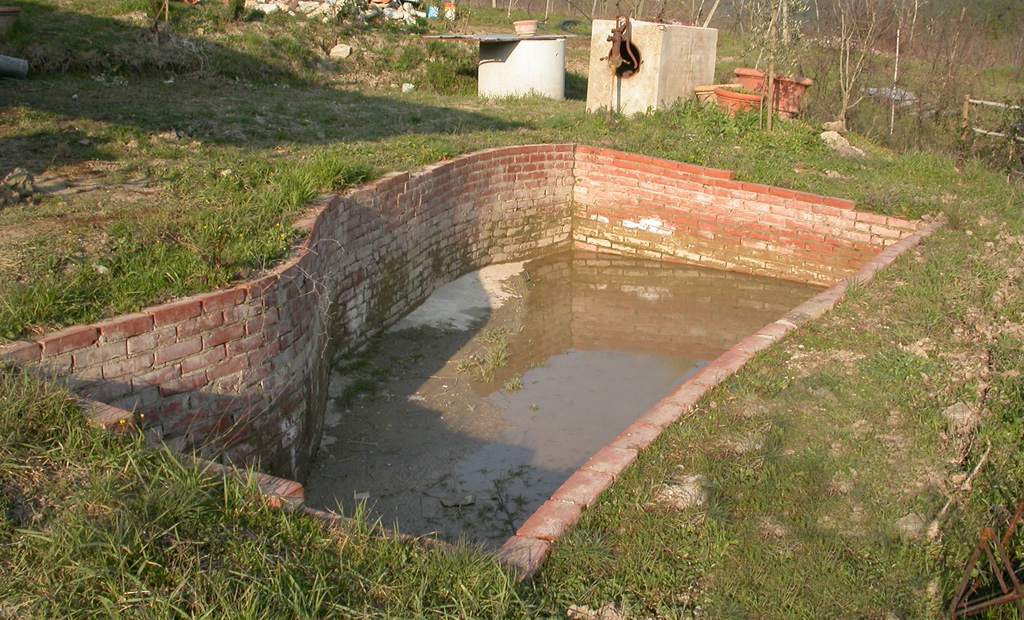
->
(606, 15, 639, 79)
(949, 496, 1024, 617)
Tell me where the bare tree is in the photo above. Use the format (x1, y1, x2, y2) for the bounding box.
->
(829, 0, 894, 128)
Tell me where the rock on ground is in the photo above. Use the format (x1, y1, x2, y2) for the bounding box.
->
(820, 130, 866, 158)
(942, 401, 981, 436)
(653, 474, 709, 511)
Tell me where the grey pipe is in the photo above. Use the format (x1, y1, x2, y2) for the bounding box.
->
(0, 55, 28, 79)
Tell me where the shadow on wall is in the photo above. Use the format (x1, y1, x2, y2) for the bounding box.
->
(0, 2, 524, 171)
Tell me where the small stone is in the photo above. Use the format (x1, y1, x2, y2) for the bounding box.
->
(895, 513, 927, 539)
(94, 264, 109, 275)
(567, 603, 627, 620)
(820, 130, 850, 150)
(402, 83, 415, 93)
(760, 517, 788, 539)
(329, 43, 352, 59)
(0, 167, 36, 207)
(439, 494, 474, 507)
(942, 402, 981, 436)
(653, 475, 708, 511)
(820, 130, 866, 158)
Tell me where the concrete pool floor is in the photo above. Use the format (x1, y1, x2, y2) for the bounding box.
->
(304, 249, 818, 546)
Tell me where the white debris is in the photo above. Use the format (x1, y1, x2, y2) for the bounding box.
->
(622, 217, 674, 235)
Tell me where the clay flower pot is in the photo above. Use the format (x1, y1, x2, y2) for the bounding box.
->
(714, 86, 763, 116)
(0, 6, 22, 35)
(513, 19, 537, 36)
(772, 74, 813, 118)
(694, 83, 741, 105)
(732, 67, 766, 93)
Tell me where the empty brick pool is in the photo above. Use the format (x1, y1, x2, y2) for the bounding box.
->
(0, 144, 935, 574)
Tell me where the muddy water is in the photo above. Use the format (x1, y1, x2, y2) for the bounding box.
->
(304, 250, 817, 546)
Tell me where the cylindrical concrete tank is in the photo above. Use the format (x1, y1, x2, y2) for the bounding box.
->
(478, 38, 566, 100)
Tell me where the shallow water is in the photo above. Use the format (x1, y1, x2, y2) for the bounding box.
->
(304, 250, 817, 546)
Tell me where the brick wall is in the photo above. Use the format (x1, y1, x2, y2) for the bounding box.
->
(0, 145, 575, 481)
(0, 143, 923, 483)
(572, 145, 922, 286)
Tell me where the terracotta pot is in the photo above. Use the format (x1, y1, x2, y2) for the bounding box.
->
(0, 6, 21, 35)
(513, 19, 537, 36)
(694, 83, 741, 105)
(772, 74, 813, 118)
(714, 86, 763, 116)
(732, 67, 766, 93)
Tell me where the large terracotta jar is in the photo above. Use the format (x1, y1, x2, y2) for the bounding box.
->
(773, 75, 814, 118)
(733, 68, 766, 93)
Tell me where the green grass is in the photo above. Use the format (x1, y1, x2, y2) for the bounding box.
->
(0, 367, 525, 619)
(3, 1, 1024, 618)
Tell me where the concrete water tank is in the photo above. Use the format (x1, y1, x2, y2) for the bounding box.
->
(585, 20, 717, 116)
(478, 36, 567, 100)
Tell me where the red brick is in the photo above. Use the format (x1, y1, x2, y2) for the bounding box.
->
(226, 333, 264, 356)
(34, 354, 72, 377)
(207, 355, 249, 381)
(132, 364, 181, 391)
(153, 338, 202, 365)
(159, 372, 208, 397)
(731, 334, 776, 357)
(103, 353, 154, 380)
(516, 500, 582, 541)
(146, 299, 203, 327)
(823, 196, 856, 210)
(127, 325, 177, 355)
(550, 470, 614, 507)
(608, 423, 663, 451)
(79, 380, 132, 403)
(663, 382, 712, 410)
(86, 402, 134, 431)
(855, 211, 889, 225)
(248, 340, 281, 368)
(181, 345, 227, 375)
(38, 325, 98, 357)
(203, 323, 245, 350)
(72, 340, 128, 370)
(755, 321, 796, 341)
(177, 311, 225, 339)
(0, 341, 41, 364)
(192, 286, 248, 311)
(256, 473, 305, 507)
(497, 536, 552, 580)
(635, 400, 687, 428)
(690, 350, 751, 388)
(94, 313, 153, 341)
